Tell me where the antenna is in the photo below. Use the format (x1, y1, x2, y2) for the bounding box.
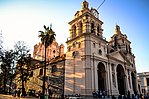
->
(97, 0, 105, 10)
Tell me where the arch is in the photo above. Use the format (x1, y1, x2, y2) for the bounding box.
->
(91, 22, 94, 33)
(72, 25, 76, 38)
(97, 24, 100, 36)
(79, 22, 83, 35)
(97, 62, 106, 91)
(131, 72, 137, 94)
(116, 64, 126, 95)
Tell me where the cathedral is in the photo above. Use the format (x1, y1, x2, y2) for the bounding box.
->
(19, 0, 138, 98)
(64, 0, 138, 96)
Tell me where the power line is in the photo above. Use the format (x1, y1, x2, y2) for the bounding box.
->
(97, 0, 105, 10)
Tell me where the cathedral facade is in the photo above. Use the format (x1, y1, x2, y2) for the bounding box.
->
(64, 0, 138, 96)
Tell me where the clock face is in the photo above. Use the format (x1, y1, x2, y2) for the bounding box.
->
(93, 10, 98, 18)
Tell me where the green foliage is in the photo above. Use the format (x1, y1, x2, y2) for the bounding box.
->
(14, 41, 32, 97)
(38, 25, 56, 48)
(0, 49, 17, 94)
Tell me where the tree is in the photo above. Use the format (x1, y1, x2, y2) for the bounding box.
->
(38, 25, 56, 97)
(0, 50, 16, 94)
(14, 41, 31, 97)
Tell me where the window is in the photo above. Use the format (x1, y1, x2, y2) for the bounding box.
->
(30, 71, 33, 77)
(80, 22, 83, 34)
(78, 42, 81, 48)
(72, 25, 76, 38)
(91, 22, 94, 33)
(68, 47, 71, 52)
(73, 42, 76, 48)
(93, 42, 96, 48)
(99, 49, 102, 55)
(51, 65, 57, 73)
(39, 69, 43, 75)
(99, 43, 101, 48)
(97, 25, 100, 33)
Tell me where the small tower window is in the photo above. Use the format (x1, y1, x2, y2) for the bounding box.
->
(91, 22, 94, 33)
(73, 42, 76, 48)
(78, 42, 81, 48)
(68, 47, 71, 52)
(72, 25, 76, 38)
(79, 22, 83, 35)
(80, 22, 83, 34)
(97, 25, 100, 33)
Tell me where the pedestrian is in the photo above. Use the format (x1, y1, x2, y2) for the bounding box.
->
(92, 90, 97, 98)
(17, 89, 21, 97)
(127, 90, 130, 99)
(14, 90, 17, 97)
(112, 95, 116, 99)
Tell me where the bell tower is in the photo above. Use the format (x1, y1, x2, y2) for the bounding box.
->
(65, 0, 107, 96)
(109, 24, 132, 54)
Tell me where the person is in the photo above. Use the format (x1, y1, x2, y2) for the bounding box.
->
(61, 93, 64, 99)
(118, 95, 121, 99)
(102, 90, 106, 98)
(112, 95, 116, 99)
(14, 90, 17, 97)
(132, 94, 135, 99)
(127, 90, 130, 99)
(38, 91, 42, 99)
(92, 91, 97, 98)
(17, 89, 21, 97)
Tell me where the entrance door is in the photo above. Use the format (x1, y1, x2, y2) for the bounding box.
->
(97, 62, 106, 91)
(116, 64, 125, 95)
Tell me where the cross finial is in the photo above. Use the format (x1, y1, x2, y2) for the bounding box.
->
(50, 23, 52, 28)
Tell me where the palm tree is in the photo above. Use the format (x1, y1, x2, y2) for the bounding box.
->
(38, 25, 56, 97)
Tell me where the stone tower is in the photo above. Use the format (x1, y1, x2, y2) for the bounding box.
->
(64, 0, 138, 96)
(65, 0, 107, 95)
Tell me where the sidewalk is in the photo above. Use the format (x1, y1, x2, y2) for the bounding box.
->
(0, 94, 38, 99)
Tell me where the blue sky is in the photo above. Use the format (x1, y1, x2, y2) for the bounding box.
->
(0, 0, 149, 73)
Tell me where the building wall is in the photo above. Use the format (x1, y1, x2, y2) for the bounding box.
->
(137, 72, 149, 95)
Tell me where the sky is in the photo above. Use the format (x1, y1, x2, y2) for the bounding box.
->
(0, 0, 149, 73)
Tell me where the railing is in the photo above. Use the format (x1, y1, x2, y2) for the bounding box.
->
(66, 34, 106, 42)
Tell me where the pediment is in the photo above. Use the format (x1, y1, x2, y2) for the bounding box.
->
(108, 50, 131, 65)
(109, 50, 125, 62)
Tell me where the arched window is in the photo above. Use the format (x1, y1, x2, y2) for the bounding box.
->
(39, 69, 43, 75)
(80, 22, 83, 34)
(99, 49, 102, 55)
(30, 71, 33, 77)
(91, 22, 94, 33)
(51, 65, 57, 73)
(93, 42, 96, 48)
(72, 25, 76, 38)
(97, 25, 100, 33)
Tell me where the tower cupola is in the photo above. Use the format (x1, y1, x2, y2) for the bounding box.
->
(82, 0, 89, 10)
(114, 24, 121, 35)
